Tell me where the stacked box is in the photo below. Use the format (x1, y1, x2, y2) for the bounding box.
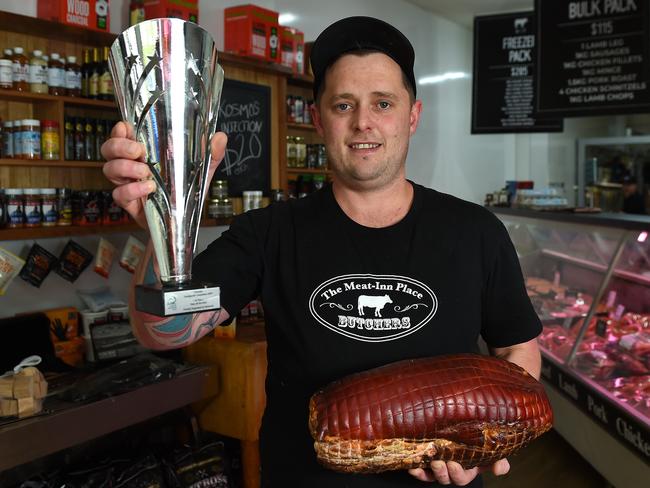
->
(225, 4, 280, 62)
(280, 26, 305, 74)
(144, 0, 198, 23)
(37, 0, 110, 32)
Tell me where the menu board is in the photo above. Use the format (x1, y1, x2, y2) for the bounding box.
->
(536, 0, 650, 116)
(472, 12, 563, 134)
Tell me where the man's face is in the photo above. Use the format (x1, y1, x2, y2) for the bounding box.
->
(312, 52, 422, 191)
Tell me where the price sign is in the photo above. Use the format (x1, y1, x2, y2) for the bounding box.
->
(536, 0, 650, 116)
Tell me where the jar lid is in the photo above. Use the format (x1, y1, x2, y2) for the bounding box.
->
(42, 120, 59, 128)
(3, 48, 12, 55)
(32, 49, 42, 57)
(25, 119, 40, 126)
(41, 188, 57, 195)
(13, 47, 23, 54)
(3, 121, 13, 128)
(5, 188, 23, 195)
(67, 56, 77, 63)
(50, 53, 60, 60)
(24, 188, 40, 193)
(210, 198, 221, 203)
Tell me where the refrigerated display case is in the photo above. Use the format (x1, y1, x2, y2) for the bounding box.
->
(492, 207, 650, 487)
(577, 135, 650, 210)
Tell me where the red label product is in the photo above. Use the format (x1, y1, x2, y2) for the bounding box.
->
(143, 0, 198, 23)
(280, 26, 305, 74)
(37, 0, 110, 33)
(224, 4, 279, 61)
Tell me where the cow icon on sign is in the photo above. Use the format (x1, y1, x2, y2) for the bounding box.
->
(358, 295, 393, 317)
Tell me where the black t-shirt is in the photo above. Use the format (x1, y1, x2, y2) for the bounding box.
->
(193, 182, 542, 487)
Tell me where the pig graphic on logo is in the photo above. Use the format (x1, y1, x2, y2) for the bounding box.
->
(358, 294, 393, 318)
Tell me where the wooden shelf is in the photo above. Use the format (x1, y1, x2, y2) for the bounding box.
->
(287, 168, 330, 175)
(0, 218, 232, 241)
(287, 122, 317, 131)
(0, 10, 115, 46)
(0, 159, 105, 168)
(0, 365, 218, 472)
(288, 73, 315, 88)
(0, 88, 116, 109)
(219, 51, 293, 77)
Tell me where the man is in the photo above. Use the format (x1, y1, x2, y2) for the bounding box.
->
(103, 16, 541, 487)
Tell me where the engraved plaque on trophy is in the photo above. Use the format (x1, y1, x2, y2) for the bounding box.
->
(109, 19, 224, 316)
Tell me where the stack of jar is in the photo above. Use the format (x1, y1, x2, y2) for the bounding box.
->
(0, 46, 113, 100)
(0, 119, 61, 160)
(286, 136, 327, 168)
(207, 179, 234, 219)
(286, 95, 312, 124)
(64, 117, 113, 162)
(0, 188, 127, 229)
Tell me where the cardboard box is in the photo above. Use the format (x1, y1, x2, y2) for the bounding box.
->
(37, 0, 110, 32)
(280, 26, 305, 74)
(224, 4, 279, 62)
(144, 0, 198, 23)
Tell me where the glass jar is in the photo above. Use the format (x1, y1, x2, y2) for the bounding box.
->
(41, 120, 60, 160)
(286, 135, 296, 167)
(65, 55, 81, 97)
(0, 59, 13, 89)
(295, 136, 306, 168)
(6, 188, 24, 228)
(41, 188, 58, 227)
(28, 49, 48, 94)
(221, 198, 233, 217)
(317, 144, 328, 168)
(22, 119, 41, 160)
(11, 47, 29, 92)
(3, 121, 14, 158)
(48, 53, 65, 96)
(13, 119, 26, 159)
(57, 188, 72, 226)
(64, 118, 74, 160)
(210, 179, 228, 199)
(24, 188, 42, 227)
(208, 198, 221, 219)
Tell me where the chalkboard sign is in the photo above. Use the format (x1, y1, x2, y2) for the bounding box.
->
(536, 0, 650, 116)
(214, 78, 271, 196)
(472, 12, 563, 133)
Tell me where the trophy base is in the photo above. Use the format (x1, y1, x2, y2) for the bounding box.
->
(135, 282, 220, 316)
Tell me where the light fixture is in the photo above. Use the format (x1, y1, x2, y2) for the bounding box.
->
(279, 13, 297, 25)
(638, 231, 648, 243)
(418, 72, 468, 85)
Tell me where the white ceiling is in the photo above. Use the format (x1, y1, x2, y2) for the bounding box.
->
(405, 0, 534, 26)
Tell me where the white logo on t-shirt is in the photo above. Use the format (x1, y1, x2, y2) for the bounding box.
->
(309, 274, 437, 342)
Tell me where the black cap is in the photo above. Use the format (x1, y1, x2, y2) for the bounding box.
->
(309, 16, 416, 100)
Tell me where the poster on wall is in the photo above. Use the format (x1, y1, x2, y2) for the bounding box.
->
(536, 0, 650, 116)
(472, 12, 563, 134)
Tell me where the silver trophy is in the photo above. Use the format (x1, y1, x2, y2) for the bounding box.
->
(109, 18, 224, 316)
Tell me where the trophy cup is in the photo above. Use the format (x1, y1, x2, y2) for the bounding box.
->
(109, 19, 224, 316)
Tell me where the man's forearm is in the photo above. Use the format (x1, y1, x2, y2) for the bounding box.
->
(492, 337, 542, 380)
(128, 241, 230, 350)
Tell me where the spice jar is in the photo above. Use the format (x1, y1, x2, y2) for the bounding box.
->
(11, 47, 29, 92)
(22, 119, 41, 160)
(65, 55, 81, 97)
(24, 188, 42, 227)
(48, 53, 65, 96)
(3, 121, 14, 158)
(41, 120, 60, 160)
(6, 188, 24, 228)
(41, 188, 58, 227)
(221, 198, 233, 217)
(208, 198, 221, 219)
(210, 179, 228, 199)
(0, 59, 13, 89)
(29, 49, 48, 94)
(57, 188, 72, 226)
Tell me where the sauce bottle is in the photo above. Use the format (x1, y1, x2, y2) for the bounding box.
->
(48, 53, 65, 96)
(29, 49, 48, 94)
(11, 47, 29, 92)
(65, 55, 81, 97)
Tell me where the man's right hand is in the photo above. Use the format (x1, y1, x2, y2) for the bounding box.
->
(101, 121, 228, 229)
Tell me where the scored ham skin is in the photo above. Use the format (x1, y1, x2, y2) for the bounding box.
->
(309, 354, 553, 473)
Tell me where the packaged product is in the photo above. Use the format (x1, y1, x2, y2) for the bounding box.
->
(119, 235, 145, 273)
(94, 238, 116, 278)
(55, 240, 93, 282)
(19, 244, 58, 288)
(77, 285, 125, 313)
(0, 246, 25, 295)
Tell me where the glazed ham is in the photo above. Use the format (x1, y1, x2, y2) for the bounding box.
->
(309, 354, 553, 473)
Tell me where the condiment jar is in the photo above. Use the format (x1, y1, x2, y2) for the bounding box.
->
(11, 47, 29, 92)
(65, 55, 81, 97)
(41, 120, 60, 160)
(48, 53, 65, 96)
(210, 179, 228, 199)
(24, 188, 42, 227)
(41, 188, 58, 227)
(6, 188, 24, 228)
(0, 59, 13, 89)
(13, 119, 25, 159)
(57, 188, 72, 226)
(22, 119, 41, 160)
(28, 49, 48, 94)
(3, 121, 14, 158)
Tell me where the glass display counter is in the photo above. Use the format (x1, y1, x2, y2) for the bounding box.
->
(492, 207, 650, 475)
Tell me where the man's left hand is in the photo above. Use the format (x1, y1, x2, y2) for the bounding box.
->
(408, 458, 510, 485)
